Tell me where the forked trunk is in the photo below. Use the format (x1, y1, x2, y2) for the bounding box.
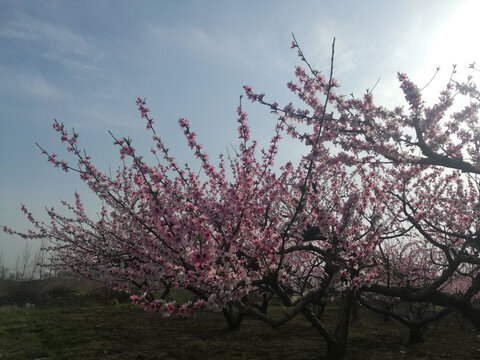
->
(304, 291, 354, 360)
(222, 303, 243, 330)
(328, 292, 354, 359)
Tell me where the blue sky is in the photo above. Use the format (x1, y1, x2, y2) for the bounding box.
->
(1, 0, 480, 269)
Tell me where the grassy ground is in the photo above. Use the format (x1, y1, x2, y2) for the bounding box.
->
(1, 303, 480, 360)
(1, 281, 480, 359)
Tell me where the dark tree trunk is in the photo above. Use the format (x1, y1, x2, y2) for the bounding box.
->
(365, 284, 480, 331)
(351, 296, 359, 322)
(319, 291, 355, 360)
(329, 292, 353, 359)
(261, 293, 270, 314)
(326, 340, 347, 360)
(408, 325, 424, 344)
(303, 292, 354, 360)
(222, 304, 243, 330)
(383, 303, 393, 322)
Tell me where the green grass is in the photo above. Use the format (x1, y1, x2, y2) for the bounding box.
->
(1, 301, 480, 360)
(0, 279, 479, 359)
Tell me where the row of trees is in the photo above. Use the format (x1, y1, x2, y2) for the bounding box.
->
(0, 242, 53, 281)
(4, 38, 480, 359)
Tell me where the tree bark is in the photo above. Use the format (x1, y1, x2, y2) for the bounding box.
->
(222, 303, 243, 330)
(303, 291, 354, 360)
(408, 325, 424, 344)
(330, 292, 354, 359)
(364, 284, 480, 331)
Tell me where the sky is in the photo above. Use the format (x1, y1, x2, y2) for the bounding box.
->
(1, 0, 480, 270)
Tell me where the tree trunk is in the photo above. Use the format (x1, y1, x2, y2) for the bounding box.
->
(351, 297, 359, 322)
(261, 293, 270, 314)
(326, 340, 347, 360)
(303, 291, 354, 359)
(408, 325, 424, 344)
(222, 303, 243, 330)
(327, 291, 354, 360)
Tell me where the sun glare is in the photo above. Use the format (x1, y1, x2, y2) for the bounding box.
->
(428, 1, 480, 72)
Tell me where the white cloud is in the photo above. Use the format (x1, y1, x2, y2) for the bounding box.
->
(300, 23, 357, 78)
(0, 15, 104, 73)
(0, 70, 64, 100)
(43, 51, 103, 77)
(85, 110, 138, 129)
(146, 22, 288, 71)
(147, 23, 238, 59)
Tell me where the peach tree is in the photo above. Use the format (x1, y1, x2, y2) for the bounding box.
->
(5, 37, 480, 359)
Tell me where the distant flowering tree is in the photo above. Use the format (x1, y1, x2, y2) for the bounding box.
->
(4, 37, 480, 359)
(360, 238, 454, 343)
(360, 163, 480, 331)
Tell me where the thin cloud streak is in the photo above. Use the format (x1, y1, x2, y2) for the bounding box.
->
(146, 23, 289, 71)
(0, 15, 104, 74)
(0, 70, 64, 100)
